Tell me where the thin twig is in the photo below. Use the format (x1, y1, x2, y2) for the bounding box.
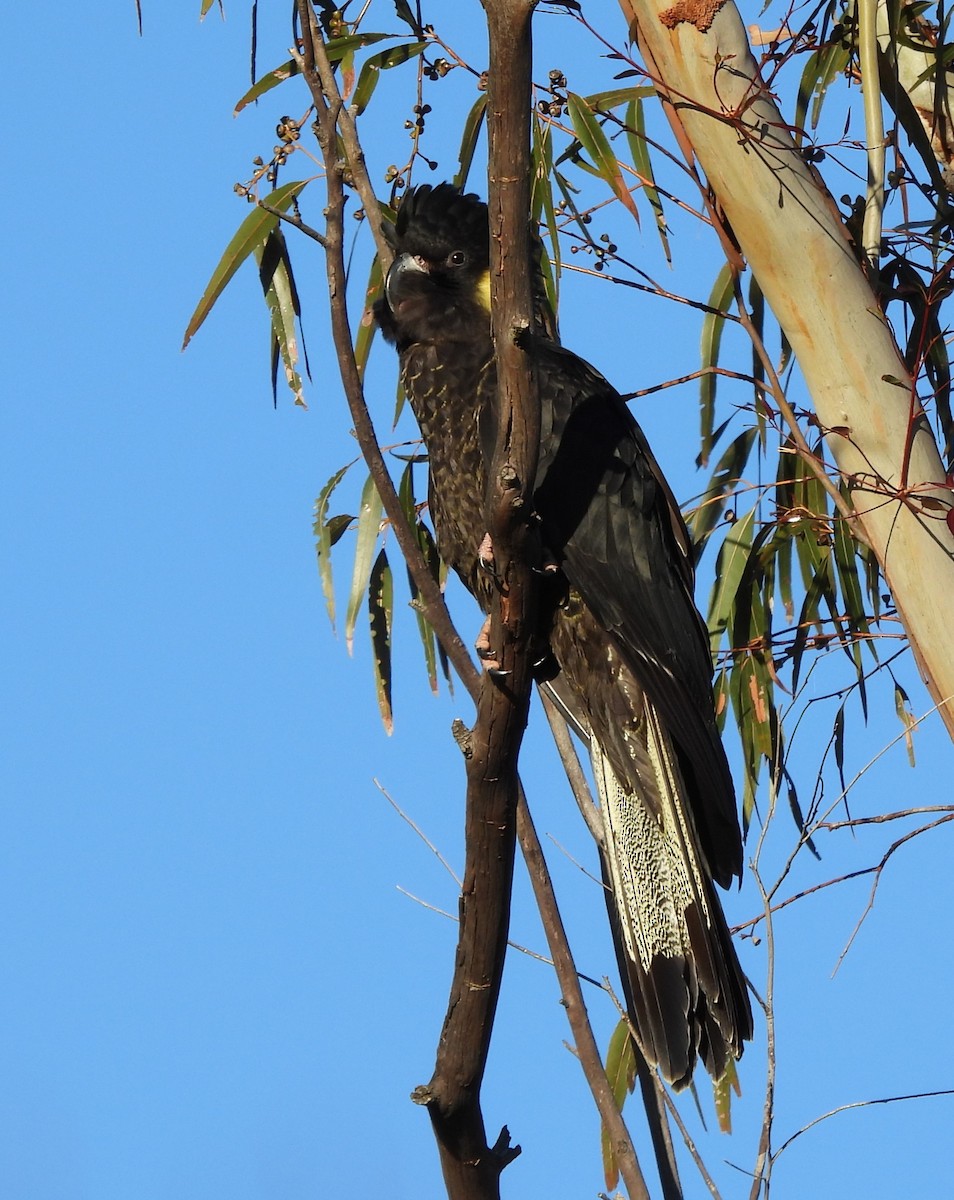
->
(375, 778, 462, 886)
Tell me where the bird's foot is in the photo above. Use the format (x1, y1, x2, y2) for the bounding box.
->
(475, 615, 510, 677)
(477, 532, 497, 579)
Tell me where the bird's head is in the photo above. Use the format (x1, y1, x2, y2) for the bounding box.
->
(374, 184, 492, 347)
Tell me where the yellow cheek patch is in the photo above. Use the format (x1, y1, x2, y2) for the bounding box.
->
(475, 268, 492, 314)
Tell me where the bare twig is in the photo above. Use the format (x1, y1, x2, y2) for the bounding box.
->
(516, 794, 650, 1200)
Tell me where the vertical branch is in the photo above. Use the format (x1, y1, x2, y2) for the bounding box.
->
(418, 4, 542, 1196)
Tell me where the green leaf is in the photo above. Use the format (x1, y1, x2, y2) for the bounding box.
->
(199, 0, 221, 19)
(698, 263, 736, 467)
(689, 427, 757, 554)
(324, 32, 397, 64)
(398, 463, 437, 692)
(182, 179, 311, 349)
(893, 679, 917, 767)
(346, 473, 383, 654)
(453, 94, 488, 191)
(392, 0, 423, 34)
(625, 97, 670, 262)
(566, 92, 640, 223)
(730, 654, 761, 825)
(368, 549, 394, 734)
(781, 766, 819, 857)
(314, 460, 358, 631)
(601, 1020, 636, 1191)
(233, 59, 299, 115)
(707, 507, 757, 655)
(531, 112, 561, 317)
(255, 229, 308, 407)
(584, 86, 655, 112)
(354, 256, 384, 384)
(352, 41, 427, 116)
(713, 1056, 741, 1134)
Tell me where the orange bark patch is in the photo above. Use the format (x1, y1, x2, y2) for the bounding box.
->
(659, 0, 726, 32)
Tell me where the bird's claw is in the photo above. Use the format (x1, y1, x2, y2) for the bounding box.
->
(477, 532, 497, 579)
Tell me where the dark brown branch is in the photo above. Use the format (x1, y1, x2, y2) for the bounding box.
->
(418, 3, 542, 1195)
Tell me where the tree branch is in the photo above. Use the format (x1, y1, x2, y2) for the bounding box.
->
(416, 4, 542, 1195)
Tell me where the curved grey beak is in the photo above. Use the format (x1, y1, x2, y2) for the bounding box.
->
(384, 253, 427, 311)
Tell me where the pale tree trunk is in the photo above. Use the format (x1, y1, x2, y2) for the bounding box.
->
(619, 0, 954, 737)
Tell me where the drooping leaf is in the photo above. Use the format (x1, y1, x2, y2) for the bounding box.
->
(233, 59, 299, 115)
(352, 41, 428, 116)
(600, 1020, 637, 1191)
(183, 179, 311, 348)
(531, 112, 561, 318)
(393, 0, 423, 35)
(584, 86, 654, 112)
(689, 427, 757, 555)
(566, 92, 640, 223)
(893, 679, 917, 767)
(707, 507, 757, 654)
(625, 96, 670, 262)
(713, 1057, 741, 1134)
(314, 460, 358, 631)
(454, 94, 488, 191)
(698, 262, 736, 467)
(354, 256, 384, 384)
(255, 229, 309, 407)
(748, 273, 768, 444)
(781, 766, 819, 857)
(368, 549, 394, 734)
(324, 31, 398, 63)
(346, 473, 384, 655)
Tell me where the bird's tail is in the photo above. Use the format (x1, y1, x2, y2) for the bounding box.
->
(591, 701, 752, 1090)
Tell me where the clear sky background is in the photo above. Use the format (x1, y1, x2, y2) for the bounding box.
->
(3, 4, 952, 1199)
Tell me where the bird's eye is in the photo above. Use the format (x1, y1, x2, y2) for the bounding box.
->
(447, 250, 467, 267)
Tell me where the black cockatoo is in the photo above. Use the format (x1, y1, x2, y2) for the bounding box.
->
(374, 183, 752, 1088)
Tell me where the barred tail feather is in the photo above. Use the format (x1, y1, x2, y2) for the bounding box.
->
(591, 700, 752, 1089)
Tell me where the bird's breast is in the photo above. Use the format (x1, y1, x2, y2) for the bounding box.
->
(400, 343, 495, 605)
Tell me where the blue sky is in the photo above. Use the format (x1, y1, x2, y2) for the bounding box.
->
(3, 3, 952, 1198)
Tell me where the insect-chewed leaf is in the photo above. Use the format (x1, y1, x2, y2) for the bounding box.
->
(346, 473, 384, 655)
(454, 94, 488, 190)
(707, 507, 756, 654)
(233, 59, 299, 115)
(314, 459, 359, 631)
(352, 42, 427, 115)
(698, 262, 736, 467)
(183, 179, 311, 349)
(368, 549, 394, 734)
(566, 92, 640, 223)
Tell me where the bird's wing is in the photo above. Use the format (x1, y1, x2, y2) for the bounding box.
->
(528, 339, 742, 886)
